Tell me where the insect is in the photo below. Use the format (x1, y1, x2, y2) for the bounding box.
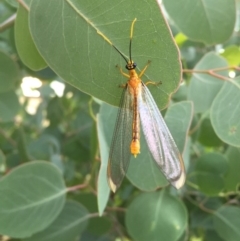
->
(102, 18, 185, 192)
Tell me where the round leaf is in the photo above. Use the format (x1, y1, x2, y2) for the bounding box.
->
(224, 146, 240, 191)
(29, 0, 181, 109)
(77, 193, 111, 235)
(0, 161, 66, 238)
(4, 0, 18, 8)
(198, 118, 222, 147)
(194, 152, 228, 196)
(126, 190, 188, 241)
(221, 45, 240, 66)
(163, 0, 236, 44)
(24, 200, 89, 241)
(205, 230, 225, 241)
(15, 5, 47, 71)
(188, 52, 228, 113)
(211, 78, 240, 147)
(164, 101, 193, 153)
(195, 173, 224, 196)
(196, 152, 228, 175)
(27, 134, 60, 160)
(213, 206, 240, 241)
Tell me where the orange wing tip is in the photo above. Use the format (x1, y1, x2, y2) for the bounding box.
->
(108, 177, 117, 193)
(173, 171, 186, 189)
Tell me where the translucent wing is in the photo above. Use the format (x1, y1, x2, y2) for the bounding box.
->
(139, 83, 185, 189)
(107, 86, 133, 192)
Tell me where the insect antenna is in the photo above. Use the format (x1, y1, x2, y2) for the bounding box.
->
(129, 18, 137, 62)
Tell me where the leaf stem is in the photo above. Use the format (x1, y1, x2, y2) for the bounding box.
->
(0, 13, 16, 32)
(0, 128, 16, 147)
(87, 212, 106, 219)
(183, 65, 240, 74)
(17, 0, 30, 11)
(67, 183, 88, 192)
(88, 98, 97, 122)
(106, 206, 126, 212)
(183, 66, 240, 89)
(185, 195, 214, 214)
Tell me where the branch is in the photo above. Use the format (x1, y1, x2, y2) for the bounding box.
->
(0, 14, 16, 32)
(106, 206, 126, 212)
(17, 0, 30, 11)
(185, 195, 214, 214)
(0, 128, 16, 147)
(183, 65, 240, 75)
(183, 66, 240, 89)
(67, 183, 88, 192)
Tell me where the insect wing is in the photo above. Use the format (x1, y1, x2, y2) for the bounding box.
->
(107, 86, 133, 192)
(139, 83, 185, 189)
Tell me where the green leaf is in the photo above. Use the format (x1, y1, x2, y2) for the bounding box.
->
(15, 127, 32, 163)
(29, 0, 181, 109)
(213, 206, 240, 241)
(77, 193, 111, 235)
(50, 154, 64, 174)
(163, 0, 236, 44)
(221, 45, 240, 66)
(172, 83, 188, 102)
(27, 134, 60, 160)
(195, 173, 224, 196)
(194, 152, 228, 196)
(211, 78, 240, 147)
(205, 230, 225, 241)
(90, 120, 99, 162)
(182, 137, 191, 171)
(126, 190, 187, 241)
(0, 51, 20, 93)
(4, 0, 18, 8)
(224, 146, 240, 191)
(188, 52, 228, 113)
(96, 104, 111, 215)
(164, 101, 193, 153)
(0, 161, 66, 238)
(196, 152, 228, 175)
(62, 94, 93, 161)
(15, 5, 47, 71)
(198, 118, 222, 147)
(191, 209, 213, 230)
(24, 200, 89, 241)
(0, 1, 15, 24)
(0, 91, 20, 122)
(46, 97, 65, 126)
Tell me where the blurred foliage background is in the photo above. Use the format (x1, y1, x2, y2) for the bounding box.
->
(0, 0, 240, 241)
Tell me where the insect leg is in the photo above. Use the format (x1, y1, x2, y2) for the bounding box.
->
(139, 60, 151, 78)
(116, 65, 130, 78)
(145, 80, 162, 86)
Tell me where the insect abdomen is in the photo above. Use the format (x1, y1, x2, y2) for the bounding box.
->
(130, 92, 140, 157)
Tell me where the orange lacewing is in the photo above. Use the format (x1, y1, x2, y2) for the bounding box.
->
(99, 19, 185, 192)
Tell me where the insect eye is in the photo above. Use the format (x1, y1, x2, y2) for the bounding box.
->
(125, 65, 129, 69)
(133, 63, 137, 68)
